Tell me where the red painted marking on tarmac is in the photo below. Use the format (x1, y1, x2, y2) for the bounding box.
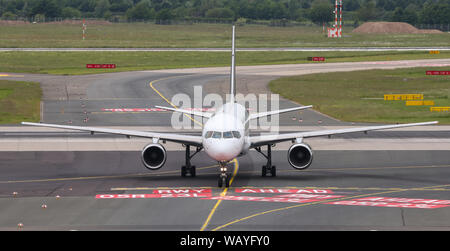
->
(325, 196, 450, 209)
(96, 193, 211, 199)
(325, 200, 449, 209)
(95, 191, 450, 210)
(201, 195, 319, 204)
(355, 197, 450, 205)
(235, 188, 334, 194)
(274, 194, 345, 200)
(152, 189, 212, 194)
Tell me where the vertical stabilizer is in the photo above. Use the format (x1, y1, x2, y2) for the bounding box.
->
(230, 25, 236, 103)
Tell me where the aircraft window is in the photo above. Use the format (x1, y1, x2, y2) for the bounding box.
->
(205, 131, 213, 138)
(232, 131, 241, 138)
(223, 131, 233, 138)
(212, 131, 222, 138)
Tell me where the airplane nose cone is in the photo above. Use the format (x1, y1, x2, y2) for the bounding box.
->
(205, 140, 241, 162)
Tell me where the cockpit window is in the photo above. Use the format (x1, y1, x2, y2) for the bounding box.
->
(223, 131, 233, 138)
(232, 131, 241, 138)
(212, 131, 222, 138)
(205, 131, 213, 138)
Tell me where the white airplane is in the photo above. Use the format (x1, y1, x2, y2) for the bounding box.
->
(22, 26, 438, 187)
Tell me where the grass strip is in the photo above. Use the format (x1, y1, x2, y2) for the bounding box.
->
(0, 80, 41, 124)
(1, 50, 449, 75)
(0, 23, 449, 48)
(269, 67, 450, 124)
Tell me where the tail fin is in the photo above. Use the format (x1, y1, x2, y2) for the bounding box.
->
(230, 25, 236, 103)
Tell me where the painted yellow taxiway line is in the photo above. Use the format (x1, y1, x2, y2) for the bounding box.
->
(211, 183, 450, 231)
(200, 158, 239, 231)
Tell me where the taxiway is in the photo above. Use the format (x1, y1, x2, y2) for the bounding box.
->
(1, 59, 449, 230)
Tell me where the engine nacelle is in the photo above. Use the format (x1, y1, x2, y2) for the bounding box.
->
(288, 143, 313, 170)
(141, 143, 167, 170)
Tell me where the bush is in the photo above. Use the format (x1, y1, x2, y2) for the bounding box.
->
(61, 7, 81, 18)
(205, 8, 235, 19)
(1, 11, 17, 20)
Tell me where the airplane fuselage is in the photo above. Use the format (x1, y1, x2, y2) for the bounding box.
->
(202, 102, 249, 162)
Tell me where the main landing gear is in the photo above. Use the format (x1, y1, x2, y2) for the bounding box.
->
(255, 144, 276, 177)
(181, 145, 202, 177)
(218, 161, 230, 188)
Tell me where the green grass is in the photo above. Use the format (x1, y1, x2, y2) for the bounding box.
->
(0, 80, 41, 124)
(1, 50, 449, 75)
(0, 23, 449, 48)
(269, 67, 450, 124)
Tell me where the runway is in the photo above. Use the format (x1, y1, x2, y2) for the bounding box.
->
(1, 59, 450, 231)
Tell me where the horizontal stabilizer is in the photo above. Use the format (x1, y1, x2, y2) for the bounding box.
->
(155, 105, 213, 118)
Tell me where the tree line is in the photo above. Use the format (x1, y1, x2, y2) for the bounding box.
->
(1, 0, 449, 25)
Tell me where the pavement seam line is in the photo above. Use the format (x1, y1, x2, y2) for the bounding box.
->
(0, 165, 219, 184)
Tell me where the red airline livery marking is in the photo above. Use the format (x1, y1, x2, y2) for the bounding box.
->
(235, 188, 333, 194)
(96, 193, 211, 199)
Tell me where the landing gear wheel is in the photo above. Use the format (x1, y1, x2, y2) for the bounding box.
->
(218, 175, 230, 188)
(218, 177, 223, 188)
(218, 162, 229, 188)
(257, 145, 276, 177)
(270, 165, 276, 177)
(181, 145, 202, 178)
(262, 165, 276, 177)
(190, 165, 196, 177)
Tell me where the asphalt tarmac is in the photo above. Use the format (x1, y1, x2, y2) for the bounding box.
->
(1, 150, 450, 230)
(1, 59, 450, 231)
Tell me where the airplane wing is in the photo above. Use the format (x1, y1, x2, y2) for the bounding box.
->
(155, 105, 213, 119)
(249, 121, 438, 148)
(246, 105, 312, 123)
(21, 122, 203, 147)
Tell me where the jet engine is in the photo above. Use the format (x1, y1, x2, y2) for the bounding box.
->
(287, 143, 313, 170)
(141, 143, 167, 170)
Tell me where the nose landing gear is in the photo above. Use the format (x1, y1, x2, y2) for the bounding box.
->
(218, 162, 230, 188)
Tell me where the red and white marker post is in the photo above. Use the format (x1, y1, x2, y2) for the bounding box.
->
(327, 0, 343, 38)
(82, 19, 86, 40)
